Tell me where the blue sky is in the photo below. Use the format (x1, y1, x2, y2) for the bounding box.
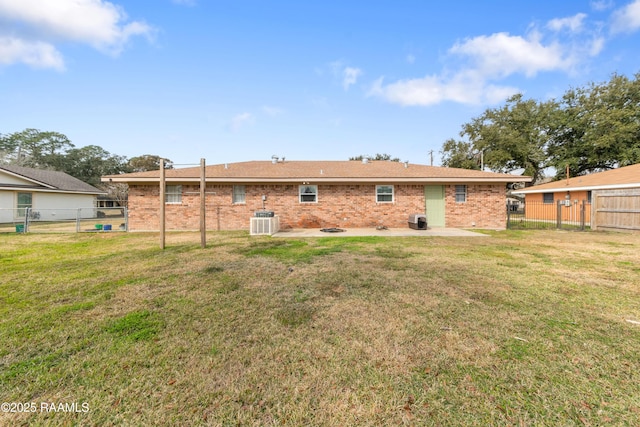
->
(2, 1, 640, 166)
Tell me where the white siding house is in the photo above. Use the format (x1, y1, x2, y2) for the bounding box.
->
(0, 165, 105, 223)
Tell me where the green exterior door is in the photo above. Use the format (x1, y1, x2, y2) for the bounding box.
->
(425, 185, 445, 227)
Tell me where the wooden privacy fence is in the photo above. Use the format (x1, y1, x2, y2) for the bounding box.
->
(591, 189, 640, 232)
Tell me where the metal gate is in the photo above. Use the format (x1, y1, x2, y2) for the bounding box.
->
(507, 200, 590, 230)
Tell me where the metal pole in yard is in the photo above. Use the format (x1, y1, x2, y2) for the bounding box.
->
(24, 207, 30, 233)
(160, 158, 166, 249)
(200, 158, 206, 248)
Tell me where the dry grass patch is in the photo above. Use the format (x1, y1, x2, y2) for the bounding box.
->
(1, 230, 639, 425)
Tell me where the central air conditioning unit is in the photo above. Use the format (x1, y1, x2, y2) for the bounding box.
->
(250, 215, 280, 236)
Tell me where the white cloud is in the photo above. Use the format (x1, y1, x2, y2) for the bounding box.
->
(449, 32, 571, 78)
(591, 0, 614, 12)
(547, 13, 588, 33)
(369, 20, 602, 107)
(342, 67, 362, 90)
(611, 0, 640, 33)
(0, 0, 154, 69)
(326, 60, 362, 91)
(368, 72, 519, 107)
(588, 36, 606, 56)
(0, 37, 65, 70)
(229, 112, 254, 132)
(369, 76, 443, 106)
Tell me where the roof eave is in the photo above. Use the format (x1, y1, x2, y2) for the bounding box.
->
(105, 176, 530, 184)
(514, 182, 640, 194)
(0, 169, 57, 189)
(0, 186, 105, 195)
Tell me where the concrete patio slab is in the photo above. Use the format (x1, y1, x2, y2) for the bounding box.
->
(272, 227, 489, 237)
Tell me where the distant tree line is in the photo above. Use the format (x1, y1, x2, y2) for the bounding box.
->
(349, 153, 401, 162)
(0, 128, 174, 204)
(0, 128, 172, 187)
(440, 73, 640, 184)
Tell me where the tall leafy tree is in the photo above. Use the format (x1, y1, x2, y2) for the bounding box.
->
(61, 145, 129, 186)
(443, 73, 640, 184)
(440, 139, 481, 170)
(0, 128, 74, 168)
(549, 73, 640, 178)
(127, 154, 173, 172)
(459, 94, 558, 184)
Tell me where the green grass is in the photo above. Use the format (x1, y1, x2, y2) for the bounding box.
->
(1, 230, 639, 425)
(104, 310, 163, 341)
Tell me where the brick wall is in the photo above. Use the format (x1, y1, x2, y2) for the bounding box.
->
(127, 183, 508, 231)
(445, 184, 507, 229)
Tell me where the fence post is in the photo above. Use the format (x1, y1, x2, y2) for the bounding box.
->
(556, 200, 562, 229)
(580, 201, 586, 231)
(76, 208, 82, 233)
(591, 193, 597, 231)
(24, 207, 30, 233)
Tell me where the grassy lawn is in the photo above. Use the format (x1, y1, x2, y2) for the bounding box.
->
(1, 230, 639, 426)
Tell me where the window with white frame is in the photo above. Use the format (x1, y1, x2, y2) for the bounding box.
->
(165, 185, 182, 204)
(376, 185, 394, 203)
(232, 185, 246, 204)
(17, 192, 32, 217)
(299, 185, 317, 203)
(455, 185, 467, 203)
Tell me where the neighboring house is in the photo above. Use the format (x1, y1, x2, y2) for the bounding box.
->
(103, 159, 531, 231)
(513, 163, 640, 224)
(0, 164, 105, 223)
(96, 195, 125, 208)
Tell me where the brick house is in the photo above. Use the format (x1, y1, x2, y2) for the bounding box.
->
(103, 160, 531, 231)
(514, 163, 640, 224)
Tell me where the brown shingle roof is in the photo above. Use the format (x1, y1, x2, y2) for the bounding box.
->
(103, 160, 531, 184)
(516, 163, 640, 194)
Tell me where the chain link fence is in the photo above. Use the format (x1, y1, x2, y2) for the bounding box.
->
(0, 207, 127, 233)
